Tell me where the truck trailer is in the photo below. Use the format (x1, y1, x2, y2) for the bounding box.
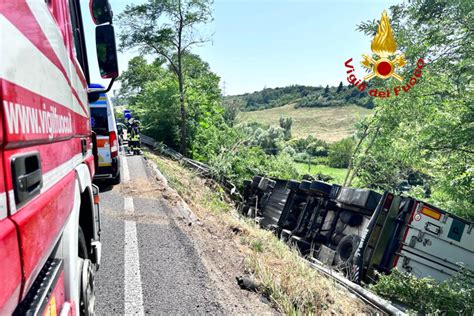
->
(241, 176, 473, 285)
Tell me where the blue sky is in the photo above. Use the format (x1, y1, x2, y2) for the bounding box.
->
(84, 0, 403, 96)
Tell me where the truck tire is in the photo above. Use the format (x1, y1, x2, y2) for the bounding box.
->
(287, 180, 300, 191)
(298, 180, 311, 193)
(334, 234, 361, 266)
(339, 211, 363, 227)
(309, 180, 332, 196)
(78, 227, 95, 316)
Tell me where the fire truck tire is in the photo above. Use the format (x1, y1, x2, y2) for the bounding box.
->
(78, 227, 88, 260)
(334, 234, 361, 265)
(78, 227, 95, 316)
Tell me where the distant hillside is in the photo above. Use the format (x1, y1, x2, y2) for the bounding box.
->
(225, 84, 374, 112)
(238, 103, 371, 142)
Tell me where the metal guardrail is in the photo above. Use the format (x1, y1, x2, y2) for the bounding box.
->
(140, 134, 239, 197)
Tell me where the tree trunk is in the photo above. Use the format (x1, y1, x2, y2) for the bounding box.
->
(344, 110, 381, 186)
(178, 71, 187, 156)
(346, 125, 381, 186)
(343, 124, 370, 186)
(177, 0, 187, 157)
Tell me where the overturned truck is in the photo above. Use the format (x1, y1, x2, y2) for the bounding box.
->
(240, 176, 473, 284)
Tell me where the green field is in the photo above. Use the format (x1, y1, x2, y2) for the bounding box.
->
(238, 103, 371, 142)
(294, 162, 347, 184)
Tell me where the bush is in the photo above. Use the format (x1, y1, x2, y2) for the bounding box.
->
(327, 138, 355, 168)
(370, 269, 474, 314)
(266, 153, 299, 180)
(206, 127, 298, 187)
(241, 123, 285, 155)
(281, 146, 296, 157)
(306, 140, 329, 156)
(287, 135, 326, 154)
(294, 152, 311, 163)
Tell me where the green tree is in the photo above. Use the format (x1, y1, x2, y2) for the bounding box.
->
(131, 71, 181, 147)
(118, 0, 213, 156)
(306, 139, 328, 156)
(336, 81, 343, 93)
(279, 116, 293, 140)
(327, 138, 355, 168)
(223, 100, 238, 127)
(323, 84, 330, 96)
(351, 0, 474, 219)
(118, 56, 163, 104)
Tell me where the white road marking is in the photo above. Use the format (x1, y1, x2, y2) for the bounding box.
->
(124, 196, 144, 315)
(122, 156, 130, 183)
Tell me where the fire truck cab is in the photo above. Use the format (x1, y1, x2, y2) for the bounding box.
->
(0, 0, 118, 314)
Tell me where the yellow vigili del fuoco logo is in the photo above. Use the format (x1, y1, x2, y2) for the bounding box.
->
(361, 10, 406, 81)
(344, 10, 425, 99)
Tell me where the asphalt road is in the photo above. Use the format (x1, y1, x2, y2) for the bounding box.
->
(95, 154, 224, 315)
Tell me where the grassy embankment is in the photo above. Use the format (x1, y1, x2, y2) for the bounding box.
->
(145, 151, 369, 314)
(238, 103, 371, 142)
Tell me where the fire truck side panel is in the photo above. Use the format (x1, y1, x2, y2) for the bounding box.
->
(0, 0, 94, 312)
(10, 172, 76, 297)
(0, 219, 22, 315)
(0, 148, 22, 315)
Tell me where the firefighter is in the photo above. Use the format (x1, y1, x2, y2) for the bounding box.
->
(128, 118, 142, 155)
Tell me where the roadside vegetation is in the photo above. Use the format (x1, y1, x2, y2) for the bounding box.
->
(371, 269, 474, 314)
(115, 0, 473, 223)
(145, 152, 370, 314)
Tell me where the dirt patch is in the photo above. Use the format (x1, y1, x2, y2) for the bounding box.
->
(100, 200, 170, 225)
(117, 177, 184, 209)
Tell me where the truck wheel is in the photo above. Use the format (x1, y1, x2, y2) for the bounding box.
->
(78, 227, 95, 316)
(334, 234, 361, 266)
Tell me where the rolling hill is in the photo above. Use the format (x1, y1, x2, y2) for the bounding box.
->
(226, 84, 373, 142)
(238, 103, 371, 142)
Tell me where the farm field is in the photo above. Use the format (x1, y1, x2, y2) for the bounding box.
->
(294, 162, 348, 184)
(238, 103, 372, 142)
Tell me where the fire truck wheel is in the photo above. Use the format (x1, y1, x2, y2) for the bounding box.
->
(334, 234, 361, 266)
(78, 227, 95, 316)
(78, 227, 88, 259)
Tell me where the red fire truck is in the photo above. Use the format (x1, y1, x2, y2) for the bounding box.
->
(0, 0, 118, 314)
